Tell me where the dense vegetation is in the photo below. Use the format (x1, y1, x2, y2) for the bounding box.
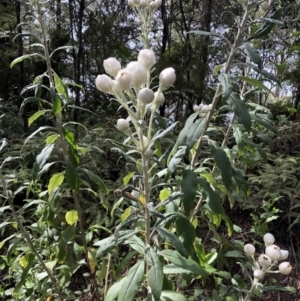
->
(1, 0, 300, 300)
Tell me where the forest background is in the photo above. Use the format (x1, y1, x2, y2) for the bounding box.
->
(1, 0, 300, 300)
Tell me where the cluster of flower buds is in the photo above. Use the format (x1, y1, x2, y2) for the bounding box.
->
(260, 1, 271, 12)
(193, 103, 213, 118)
(244, 233, 292, 281)
(128, 0, 162, 11)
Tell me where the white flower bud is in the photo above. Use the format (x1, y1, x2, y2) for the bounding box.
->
(253, 269, 265, 280)
(128, 0, 136, 7)
(138, 49, 156, 69)
(116, 69, 133, 90)
(141, 135, 149, 148)
(126, 61, 147, 88)
(244, 244, 255, 256)
(193, 104, 200, 112)
(154, 91, 165, 106)
(263, 233, 275, 247)
(159, 67, 176, 90)
(258, 254, 272, 269)
(278, 262, 292, 275)
(201, 104, 212, 112)
(138, 88, 155, 104)
(140, 0, 148, 7)
(117, 119, 130, 132)
(150, 0, 161, 10)
(279, 249, 289, 261)
(137, 18, 143, 26)
(95, 74, 113, 93)
(261, 1, 270, 12)
(265, 244, 281, 262)
(252, 261, 261, 271)
(112, 80, 122, 96)
(103, 57, 121, 78)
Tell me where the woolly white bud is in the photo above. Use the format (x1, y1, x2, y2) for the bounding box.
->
(154, 91, 165, 106)
(263, 233, 275, 247)
(201, 104, 212, 112)
(279, 250, 289, 261)
(258, 254, 272, 269)
(140, 0, 148, 7)
(116, 69, 133, 90)
(265, 245, 281, 262)
(128, 0, 136, 7)
(244, 244, 255, 256)
(117, 119, 130, 132)
(138, 49, 156, 69)
(159, 67, 176, 91)
(193, 104, 200, 112)
(278, 262, 292, 275)
(138, 88, 155, 105)
(137, 18, 143, 26)
(95, 75, 113, 93)
(126, 61, 147, 88)
(261, 1, 270, 12)
(103, 57, 121, 78)
(253, 269, 265, 280)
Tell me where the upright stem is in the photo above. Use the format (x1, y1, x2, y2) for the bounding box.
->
(243, 278, 258, 301)
(0, 170, 64, 301)
(190, 8, 249, 169)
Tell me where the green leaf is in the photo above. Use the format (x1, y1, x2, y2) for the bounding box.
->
(56, 225, 75, 263)
(155, 227, 188, 257)
(10, 53, 42, 68)
(146, 247, 164, 301)
(231, 168, 249, 196)
(237, 76, 271, 94)
(186, 118, 206, 151)
(105, 278, 125, 301)
(233, 126, 244, 153)
(228, 92, 251, 132)
(32, 144, 54, 181)
(161, 291, 188, 301)
(54, 72, 67, 99)
(28, 110, 49, 127)
(168, 147, 186, 173)
(46, 134, 59, 144)
(188, 30, 229, 43)
(48, 172, 64, 194)
(247, 8, 282, 41)
(65, 162, 80, 191)
(181, 169, 198, 215)
(198, 178, 224, 214)
(209, 141, 233, 191)
(239, 43, 262, 68)
(225, 250, 244, 258)
(219, 73, 233, 101)
(82, 168, 108, 194)
(251, 114, 278, 134)
(175, 215, 196, 256)
(159, 250, 208, 278)
(65, 210, 78, 225)
(118, 260, 144, 301)
(243, 138, 267, 161)
(212, 290, 222, 301)
(123, 172, 135, 185)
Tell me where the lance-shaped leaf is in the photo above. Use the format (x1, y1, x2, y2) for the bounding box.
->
(228, 92, 251, 132)
(219, 73, 233, 101)
(159, 250, 208, 278)
(186, 118, 206, 151)
(181, 169, 198, 215)
(209, 141, 233, 191)
(239, 43, 262, 68)
(146, 247, 164, 301)
(105, 278, 125, 301)
(155, 227, 188, 257)
(198, 178, 224, 214)
(161, 291, 188, 301)
(243, 137, 267, 161)
(65, 162, 80, 191)
(251, 114, 278, 134)
(118, 260, 144, 301)
(237, 76, 271, 94)
(81, 168, 108, 194)
(32, 144, 54, 181)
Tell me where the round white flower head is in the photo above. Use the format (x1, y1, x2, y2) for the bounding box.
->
(138, 49, 156, 69)
(138, 88, 155, 105)
(278, 262, 292, 275)
(111, 80, 122, 96)
(128, 0, 136, 7)
(154, 91, 165, 106)
(103, 57, 121, 78)
(258, 254, 272, 269)
(126, 61, 147, 88)
(116, 69, 133, 90)
(261, 1, 270, 11)
(244, 244, 255, 256)
(253, 269, 265, 280)
(263, 233, 275, 247)
(140, 0, 148, 8)
(95, 74, 113, 93)
(117, 119, 130, 132)
(265, 244, 281, 262)
(279, 249, 289, 261)
(159, 67, 176, 91)
(201, 104, 212, 112)
(137, 18, 143, 26)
